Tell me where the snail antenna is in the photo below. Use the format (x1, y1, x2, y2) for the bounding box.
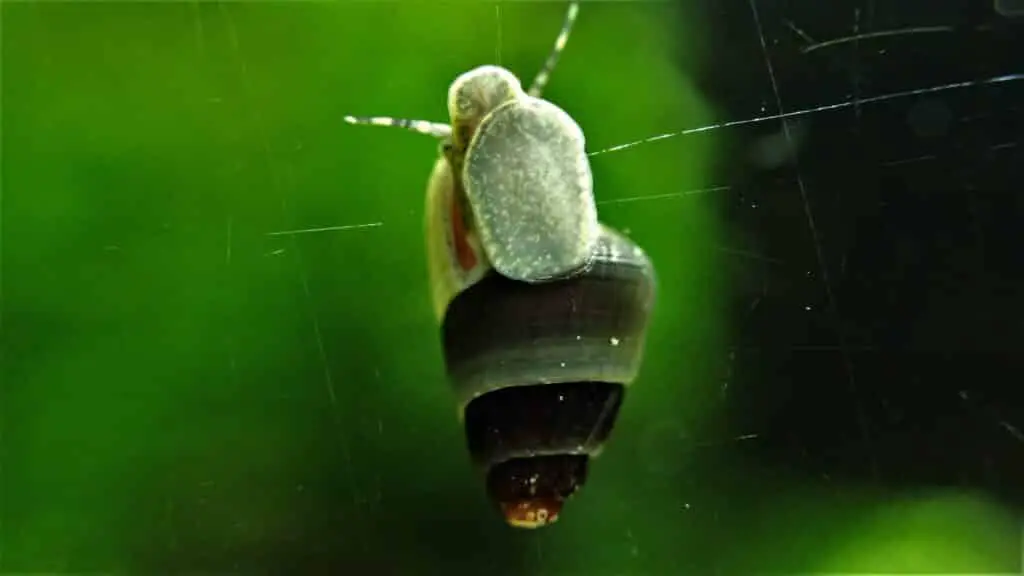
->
(343, 115, 452, 139)
(527, 2, 580, 97)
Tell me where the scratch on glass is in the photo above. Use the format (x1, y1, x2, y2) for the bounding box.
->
(597, 185, 732, 206)
(801, 25, 954, 54)
(587, 74, 1024, 157)
(267, 222, 384, 237)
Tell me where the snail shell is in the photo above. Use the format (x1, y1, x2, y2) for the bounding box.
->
(441, 226, 655, 528)
(426, 149, 656, 527)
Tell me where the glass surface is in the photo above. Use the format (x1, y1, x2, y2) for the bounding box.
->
(2, 0, 1021, 572)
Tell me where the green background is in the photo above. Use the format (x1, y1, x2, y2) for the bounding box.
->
(1, 1, 1016, 572)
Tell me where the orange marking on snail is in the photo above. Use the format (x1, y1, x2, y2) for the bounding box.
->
(450, 187, 478, 272)
(499, 498, 563, 529)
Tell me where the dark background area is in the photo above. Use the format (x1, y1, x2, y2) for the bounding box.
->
(694, 0, 1023, 506)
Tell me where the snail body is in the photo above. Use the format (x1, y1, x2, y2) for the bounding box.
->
(423, 93, 656, 526)
(345, 2, 656, 528)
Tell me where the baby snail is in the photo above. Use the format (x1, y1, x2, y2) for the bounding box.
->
(345, 2, 656, 529)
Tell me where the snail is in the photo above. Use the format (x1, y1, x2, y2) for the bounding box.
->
(345, 1, 656, 528)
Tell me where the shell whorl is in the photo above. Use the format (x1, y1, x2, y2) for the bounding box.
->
(439, 225, 655, 527)
(442, 225, 655, 411)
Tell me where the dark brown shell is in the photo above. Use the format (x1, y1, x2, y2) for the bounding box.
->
(440, 225, 655, 527)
